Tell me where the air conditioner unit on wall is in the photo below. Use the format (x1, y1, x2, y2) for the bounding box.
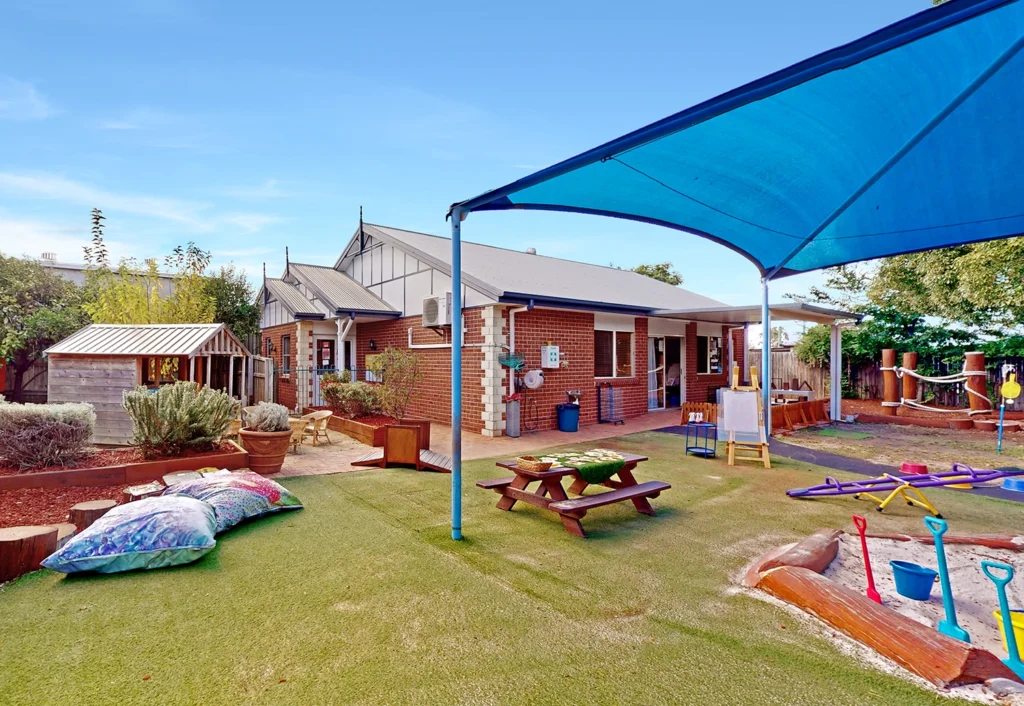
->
(422, 292, 453, 327)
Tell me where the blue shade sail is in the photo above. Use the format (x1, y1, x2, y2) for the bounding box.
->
(451, 0, 1024, 278)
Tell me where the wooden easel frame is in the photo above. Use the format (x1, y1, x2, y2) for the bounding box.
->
(725, 364, 771, 468)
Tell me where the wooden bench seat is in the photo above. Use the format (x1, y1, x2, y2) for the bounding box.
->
(476, 476, 515, 490)
(549, 481, 671, 516)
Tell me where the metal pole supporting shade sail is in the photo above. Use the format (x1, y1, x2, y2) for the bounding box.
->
(445, 0, 1024, 535)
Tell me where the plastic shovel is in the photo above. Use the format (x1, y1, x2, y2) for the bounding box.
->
(852, 515, 882, 604)
(924, 516, 971, 643)
(981, 560, 1024, 680)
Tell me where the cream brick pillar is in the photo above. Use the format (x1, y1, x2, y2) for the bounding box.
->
(480, 305, 507, 437)
(296, 321, 314, 413)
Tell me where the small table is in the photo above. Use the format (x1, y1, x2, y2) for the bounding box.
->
(477, 453, 671, 537)
(684, 422, 718, 458)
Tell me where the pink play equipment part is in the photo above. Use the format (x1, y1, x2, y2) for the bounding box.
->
(852, 515, 882, 604)
(900, 462, 928, 475)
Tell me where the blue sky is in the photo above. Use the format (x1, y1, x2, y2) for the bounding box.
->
(0, 0, 927, 319)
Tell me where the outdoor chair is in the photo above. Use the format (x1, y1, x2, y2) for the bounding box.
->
(301, 410, 333, 446)
(287, 417, 308, 453)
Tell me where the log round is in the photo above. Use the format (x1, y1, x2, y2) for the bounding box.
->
(757, 566, 1021, 688)
(902, 352, 918, 404)
(965, 351, 991, 414)
(69, 499, 117, 533)
(881, 349, 898, 416)
(0, 525, 58, 582)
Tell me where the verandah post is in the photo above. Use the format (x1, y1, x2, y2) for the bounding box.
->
(761, 278, 771, 439)
(450, 207, 464, 540)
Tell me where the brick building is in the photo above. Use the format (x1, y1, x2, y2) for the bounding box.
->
(258, 222, 761, 436)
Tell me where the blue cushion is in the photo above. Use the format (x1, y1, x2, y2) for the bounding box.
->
(42, 496, 216, 574)
(162, 471, 303, 534)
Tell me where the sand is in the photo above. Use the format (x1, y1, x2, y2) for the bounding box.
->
(825, 534, 1024, 659)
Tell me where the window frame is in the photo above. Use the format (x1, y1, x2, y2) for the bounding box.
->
(594, 329, 634, 380)
(281, 335, 292, 375)
(696, 334, 723, 375)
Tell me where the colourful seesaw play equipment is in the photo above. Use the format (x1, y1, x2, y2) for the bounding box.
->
(787, 464, 1024, 517)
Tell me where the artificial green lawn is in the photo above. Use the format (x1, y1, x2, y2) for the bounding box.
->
(2, 431, 1020, 705)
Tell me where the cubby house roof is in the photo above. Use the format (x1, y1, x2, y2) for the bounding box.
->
(45, 323, 250, 358)
(344, 223, 727, 314)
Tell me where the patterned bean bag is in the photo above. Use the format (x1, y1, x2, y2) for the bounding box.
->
(162, 471, 303, 534)
(42, 496, 217, 574)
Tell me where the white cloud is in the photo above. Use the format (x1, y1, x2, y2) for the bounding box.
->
(97, 107, 175, 131)
(221, 213, 283, 233)
(0, 78, 55, 121)
(222, 179, 285, 201)
(0, 218, 132, 262)
(0, 172, 211, 230)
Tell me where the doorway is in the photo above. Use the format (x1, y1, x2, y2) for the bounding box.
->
(648, 337, 665, 410)
(315, 338, 336, 371)
(665, 337, 682, 407)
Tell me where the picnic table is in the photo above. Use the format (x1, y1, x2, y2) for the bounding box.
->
(477, 452, 670, 537)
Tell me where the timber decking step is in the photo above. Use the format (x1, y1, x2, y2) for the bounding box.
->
(351, 449, 385, 467)
(419, 450, 453, 473)
(549, 481, 672, 513)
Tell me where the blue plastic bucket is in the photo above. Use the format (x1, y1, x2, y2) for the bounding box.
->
(891, 560, 938, 601)
(556, 404, 580, 433)
(1003, 476, 1024, 493)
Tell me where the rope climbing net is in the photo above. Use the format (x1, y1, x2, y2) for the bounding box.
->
(879, 365, 991, 415)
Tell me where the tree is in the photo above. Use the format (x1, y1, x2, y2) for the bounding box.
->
(205, 266, 260, 341)
(0, 255, 90, 400)
(631, 262, 683, 286)
(83, 210, 215, 325)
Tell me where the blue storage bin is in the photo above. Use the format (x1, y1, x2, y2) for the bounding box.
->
(556, 404, 580, 432)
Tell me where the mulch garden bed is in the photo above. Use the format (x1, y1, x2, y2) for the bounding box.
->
(0, 484, 130, 528)
(0, 443, 239, 477)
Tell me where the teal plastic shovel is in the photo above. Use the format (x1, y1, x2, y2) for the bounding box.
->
(924, 516, 971, 643)
(981, 561, 1024, 680)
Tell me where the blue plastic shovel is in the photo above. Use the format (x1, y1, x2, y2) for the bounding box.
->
(924, 516, 971, 643)
(981, 560, 1024, 680)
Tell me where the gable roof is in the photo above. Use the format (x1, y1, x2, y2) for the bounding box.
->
(287, 262, 398, 315)
(265, 278, 326, 318)
(357, 223, 726, 312)
(46, 323, 250, 357)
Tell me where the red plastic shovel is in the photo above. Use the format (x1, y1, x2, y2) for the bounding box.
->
(853, 515, 883, 604)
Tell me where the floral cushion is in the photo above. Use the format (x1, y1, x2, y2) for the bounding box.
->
(41, 497, 217, 574)
(162, 471, 303, 533)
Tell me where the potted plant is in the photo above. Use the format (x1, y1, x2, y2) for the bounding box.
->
(368, 348, 430, 448)
(239, 401, 293, 475)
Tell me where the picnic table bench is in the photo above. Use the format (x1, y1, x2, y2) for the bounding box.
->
(477, 453, 670, 537)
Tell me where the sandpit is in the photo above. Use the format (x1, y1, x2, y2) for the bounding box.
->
(826, 534, 1024, 659)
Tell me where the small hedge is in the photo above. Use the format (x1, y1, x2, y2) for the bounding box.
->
(123, 381, 238, 459)
(0, 400, 95, 470)
(322, 381, 379, 418)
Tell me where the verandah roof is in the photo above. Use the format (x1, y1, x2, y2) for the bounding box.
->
(450, 0, 1024, 279)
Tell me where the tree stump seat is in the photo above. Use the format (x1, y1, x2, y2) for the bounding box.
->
(0, 525, 59, 582)
(69, 499, 117, 533)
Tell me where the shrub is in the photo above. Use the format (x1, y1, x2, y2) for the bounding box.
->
(123, 381, 238, 458)
(0, 400, 95, 470)
(245, 401, 291, 432)
(322, 381, 378, 418)
(367, 347, 423, 420)
(320, 370, 351, 385)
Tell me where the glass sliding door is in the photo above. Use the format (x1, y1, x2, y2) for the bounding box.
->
(647, 336, 666, 410)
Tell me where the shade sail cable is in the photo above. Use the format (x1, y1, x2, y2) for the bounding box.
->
(609, 157, 802, 239)
(765, 29, 1024, 279)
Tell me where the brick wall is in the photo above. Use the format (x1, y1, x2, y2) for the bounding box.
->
(262, 322, 299, 411)
(355, 309, 490, 433)
(730, 326, 746, 382)
(684, 323, 731, 404)
(506, 309, 649, 431)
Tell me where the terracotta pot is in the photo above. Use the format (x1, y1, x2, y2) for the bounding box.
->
(239, 428, 293, 475)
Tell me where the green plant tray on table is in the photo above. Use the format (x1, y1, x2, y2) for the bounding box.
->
(539, 449, 625, 485)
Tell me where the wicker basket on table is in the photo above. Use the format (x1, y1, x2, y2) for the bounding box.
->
(515, 455, 553, 472)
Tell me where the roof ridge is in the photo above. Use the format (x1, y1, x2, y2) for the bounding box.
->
(367, 222, 702, 292)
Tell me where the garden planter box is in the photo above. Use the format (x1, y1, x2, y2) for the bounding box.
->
(0, 441, 249, 492)
(329, 416, 430, 450)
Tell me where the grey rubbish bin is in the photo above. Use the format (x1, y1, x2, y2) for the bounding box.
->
(506, 399, 521, 438)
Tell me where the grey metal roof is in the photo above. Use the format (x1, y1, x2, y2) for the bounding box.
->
(265, 278, 325, 317)
(288, 262, 397, 314)
(45, 323, 249, 357)
(650, 302, 862, 325)
(361, 224, 727, 312)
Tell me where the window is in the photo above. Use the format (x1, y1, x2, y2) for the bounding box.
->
(141, 357, 181, 387)
(697, 335, 722, 374)
(594, 330, 633, 378)
(282, 335, 291, 372)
